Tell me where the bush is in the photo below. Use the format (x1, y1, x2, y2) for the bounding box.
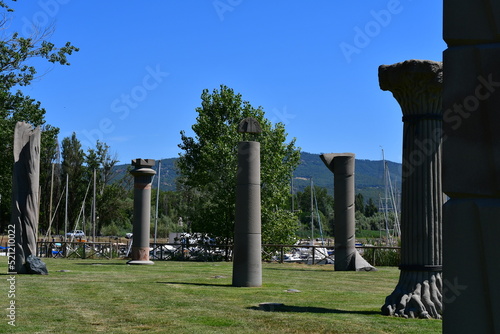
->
(362, 247, 400, 266)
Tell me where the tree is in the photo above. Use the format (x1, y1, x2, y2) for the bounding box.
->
(177, 85, 301, 244)
(355, 193, 365, 213)
(38, 124, 61, 235)
(0, 1, 78, 230)
(61, 133, 86, 232)
(295, 185, 334, 237)
(364, 197, 378, 217)
(85, 141, 123, 235)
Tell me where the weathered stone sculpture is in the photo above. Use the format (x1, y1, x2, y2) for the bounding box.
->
(127, 159, 155, 265)
(232, 117, 262, 287)
(378, 60, 443, 319)
(12, 122, 48, 274)
(443, 2, 500, 332)
(320, 153, 375, 271)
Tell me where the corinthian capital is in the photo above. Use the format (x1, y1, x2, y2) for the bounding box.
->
(379, 60, 443, 117)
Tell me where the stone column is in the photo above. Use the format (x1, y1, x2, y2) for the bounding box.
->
(232, 118, 262, 287)
(443, 2, 500, 332)
(378, 60, 443, 319)
(127, 159, 155, 265)
(12, 122, 47, 275)
(320, 153, 375, 271)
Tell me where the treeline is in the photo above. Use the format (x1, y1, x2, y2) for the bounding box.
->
(35, 134, 131, 238)
(5, 131, 193, 239)
(1, 129, 395, 241)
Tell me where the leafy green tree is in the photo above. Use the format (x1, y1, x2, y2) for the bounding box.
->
(355, 193, 365, 213)
(295, 185, 334, 237)
(364, 197, 379, 217)
(61, 133, 86, 232)
(38, 124, 61, 235)
(0, 1, 78, 230)
(177, 85, 301, 244)
(85, 141, 123, 235)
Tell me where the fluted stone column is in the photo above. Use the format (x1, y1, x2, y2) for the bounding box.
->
(378, 60, 443, 319)
(232, 118, 262, 287)
(12, 122, 47, 275)
(320, 153, 375, 271)
(128, 159, 155, 265)
(443, 2, 500, 332)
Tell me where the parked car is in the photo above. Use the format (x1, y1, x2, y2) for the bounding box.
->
(66, 230, 85, 238)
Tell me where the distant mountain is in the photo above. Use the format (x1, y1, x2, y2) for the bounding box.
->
(112, 152, 402, 204)
(292, 152, 401, 202)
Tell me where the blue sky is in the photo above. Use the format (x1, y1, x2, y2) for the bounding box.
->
(11, 1, 445, 164)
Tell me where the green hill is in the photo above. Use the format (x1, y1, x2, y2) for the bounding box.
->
(113, 152, 402, 204)
(292, 152, 401, 203)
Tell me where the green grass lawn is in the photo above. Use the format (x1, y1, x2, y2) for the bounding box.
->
(0, 259, 441, 334)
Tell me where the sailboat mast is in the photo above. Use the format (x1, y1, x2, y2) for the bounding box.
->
(49, 162, 54, 240)
(381, 149, 393, 245)
(310, 178, 314, 245)
(154, 160, 161, 244)
(64, 173, 68, 241)
(92, 168, 96, 242)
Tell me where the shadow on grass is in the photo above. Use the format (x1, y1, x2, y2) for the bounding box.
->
(157, 281, 231, 287)
(73, 262, 127, 266)
(263, 267, 334, 273)
(248, 304, 380, 315)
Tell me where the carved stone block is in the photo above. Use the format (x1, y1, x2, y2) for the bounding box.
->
(444, 0, 500, 46)
(442, 45, 500, 197)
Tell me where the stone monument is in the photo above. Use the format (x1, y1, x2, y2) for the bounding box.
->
(320, 153, 375, 271)
(12, 122, 48, 274)
(443, 1, 500, 332)
(378, 60, 443, 319)
(232, 117, 262, 287)
(127, 158, 156, 265)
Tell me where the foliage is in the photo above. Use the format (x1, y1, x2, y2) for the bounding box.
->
(295, 185, 334, 237)
(100, 219, 132, 237)
(364, 197, 379, 217)
(362, 246, 400, 266)
(0, 1, 78, 230)
(60, 132, 86, 230)
(85, 140, 122, 234)
(57, 134, 131, 237)
(177, 85, 301, 244)
(356, 211, 385, 231)
(355, 193, 365, 212)
(38, 124, 62, 234)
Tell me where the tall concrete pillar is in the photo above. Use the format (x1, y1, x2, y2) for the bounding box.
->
(320, 153, 375, 271)
(232, 118, 262, 287)
(443, 2, 500, 332)
(128, 159, 155, 265)
(378, 60, 443, 319)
